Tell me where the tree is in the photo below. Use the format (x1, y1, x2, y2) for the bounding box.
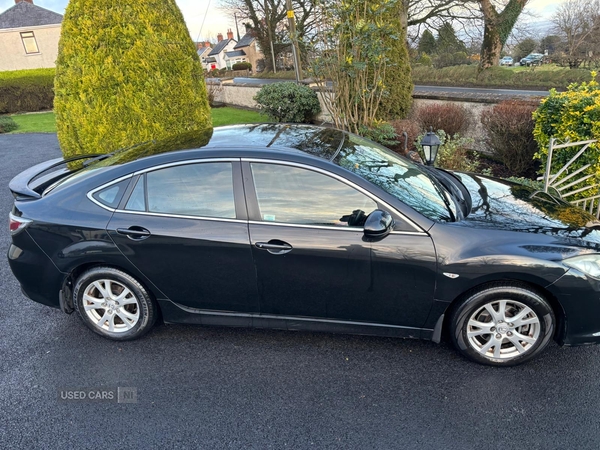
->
(540, 34, 563, 56)
(378, 2, 413, 120)
(313, 0, 412, 132)
(552, 0, 600, 68)
(54, 0, 212, 158)
(418, 29, 437, 55)
(437, 22, 467, 54)
(478, 0, 530, 70)
(221, 0, 322, 72)
(514, 37, 537, 60)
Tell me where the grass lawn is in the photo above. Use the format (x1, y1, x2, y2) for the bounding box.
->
(7, 107, 269, 134)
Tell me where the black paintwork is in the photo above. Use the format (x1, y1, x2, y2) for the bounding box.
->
(8, 124, 600, 346)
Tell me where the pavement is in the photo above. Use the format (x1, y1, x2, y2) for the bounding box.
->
(1, 133, 600, 449)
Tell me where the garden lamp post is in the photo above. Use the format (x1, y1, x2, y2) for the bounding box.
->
(420, 128, 441, 166)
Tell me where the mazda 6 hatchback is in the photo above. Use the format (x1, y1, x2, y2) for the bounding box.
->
(8, 124, 600, 366)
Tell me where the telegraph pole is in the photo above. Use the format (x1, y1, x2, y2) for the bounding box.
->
(286, 0, 303, 82)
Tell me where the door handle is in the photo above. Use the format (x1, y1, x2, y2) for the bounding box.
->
(116, 227, 151, 240)
(255, 240, 293, 254)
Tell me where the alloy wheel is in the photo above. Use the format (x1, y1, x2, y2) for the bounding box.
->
(466, 299, 541, 360)
(82, 279, 140, 333)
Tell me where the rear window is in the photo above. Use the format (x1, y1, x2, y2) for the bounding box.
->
(43, 167, 107, 196)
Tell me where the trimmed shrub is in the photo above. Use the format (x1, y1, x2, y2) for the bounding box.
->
(54, 0, 212, 158)
(376, 0, 413, 121)
(254, 82, 321, 123)
(0, 68, 54, 114)
(232, 62, 252, 71)
(533, 73, 600, 199)
(481, 100, 538, 176)
(0, 116, 18, 133)
(414, 102, 473, 137)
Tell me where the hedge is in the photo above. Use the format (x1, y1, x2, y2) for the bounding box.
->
(0, 68, 54, 114)
(54, 0, 212, 158)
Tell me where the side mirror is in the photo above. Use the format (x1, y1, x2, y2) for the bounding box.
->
(364, 210, 394, 239)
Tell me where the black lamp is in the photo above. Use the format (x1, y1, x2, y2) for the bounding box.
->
(420, 128, 441, 166)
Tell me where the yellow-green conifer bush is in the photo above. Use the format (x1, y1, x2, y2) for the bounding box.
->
(54, 0, 212, 158)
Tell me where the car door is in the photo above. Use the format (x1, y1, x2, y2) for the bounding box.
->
(242, 160, 437, 328)
(107, 159, 260, 313)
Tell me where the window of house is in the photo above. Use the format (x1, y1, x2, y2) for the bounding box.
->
(20, 31, 39, 54)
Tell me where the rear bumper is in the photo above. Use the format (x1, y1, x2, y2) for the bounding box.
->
(7, 234, 66, 309)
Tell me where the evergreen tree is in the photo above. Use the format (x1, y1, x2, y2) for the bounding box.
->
(377, 1, 413, 120)
(54, 0, 212, 158)
(436, 22, 467, 55)
(418, 30, 437, 56)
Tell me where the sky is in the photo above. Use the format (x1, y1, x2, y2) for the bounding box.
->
(0, 0, 567, 42)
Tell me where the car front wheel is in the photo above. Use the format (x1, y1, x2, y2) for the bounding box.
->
(449, 283, 555, 366)
(74, 267, 157, 340)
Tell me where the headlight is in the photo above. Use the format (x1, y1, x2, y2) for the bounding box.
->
(563, 254, 600, 279)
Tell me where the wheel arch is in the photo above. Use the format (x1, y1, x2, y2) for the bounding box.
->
(61, 261, 164, 322)
(437, 278, 566, 345)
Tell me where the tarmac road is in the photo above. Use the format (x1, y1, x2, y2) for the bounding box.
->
(1, 133, 599, 449)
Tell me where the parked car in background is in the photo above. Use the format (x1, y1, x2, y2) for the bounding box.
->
(519, 53, 544, 66)
(8, 124, 600, 367)
(500, 56, 513, 66)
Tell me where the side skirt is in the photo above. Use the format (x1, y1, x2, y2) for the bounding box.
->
(158, 299, 433, 340)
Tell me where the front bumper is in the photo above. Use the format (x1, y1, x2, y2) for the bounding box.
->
(549, 269, 600, 346)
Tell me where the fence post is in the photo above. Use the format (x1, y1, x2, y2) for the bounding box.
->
(544, 138, 555, 193)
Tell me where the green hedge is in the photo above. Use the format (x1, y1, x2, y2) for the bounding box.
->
(412, 65, 592, 90)
(0, 68, 55, 114)
(54, 0, 212, 158)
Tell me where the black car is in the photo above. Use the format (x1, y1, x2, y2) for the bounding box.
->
(8, 124, 600, 366)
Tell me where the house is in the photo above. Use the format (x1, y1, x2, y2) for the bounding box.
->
(225, 27, 264, 71)
(196, 41, 212, 66)
(0, 0, 63, 71)
(204, 30, 236, 71)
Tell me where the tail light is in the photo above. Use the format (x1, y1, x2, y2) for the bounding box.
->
(9, 213, 31, 235)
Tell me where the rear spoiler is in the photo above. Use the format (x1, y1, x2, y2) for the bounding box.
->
(9, 154, 105, 200)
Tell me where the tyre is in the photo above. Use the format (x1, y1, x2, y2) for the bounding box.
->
(74, 267, 157, 340)
(449, 283, 555, 366)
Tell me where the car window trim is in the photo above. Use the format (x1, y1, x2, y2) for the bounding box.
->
(108, 209, 248, 224)
(87, 174, 135, 212)
(241, 158, 426, 234)
(247, 220, 427, 236)
(87, 158, 246, 220)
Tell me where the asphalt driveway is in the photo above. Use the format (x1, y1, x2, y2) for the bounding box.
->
(1, 133, 600, 449)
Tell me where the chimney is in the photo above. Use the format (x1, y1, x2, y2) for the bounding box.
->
(227, 29, 234, 40)
(204, 41, 211, 48)
(245, 23, 252, 32)
(15, 0, 34, 4)
(217, 33, 223, 42)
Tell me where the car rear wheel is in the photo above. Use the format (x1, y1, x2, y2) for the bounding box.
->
(449, 283, 555, 366)
(74, 267, 157, 340)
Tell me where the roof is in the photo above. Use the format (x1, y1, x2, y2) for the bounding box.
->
(197, 47, 211, 57)
(208, 38, 235, 56)
(0, 1, 63, 30)
(204, 57, 216, 63)
(233, 32, 256, 49)
(224, 50, 246, 58)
